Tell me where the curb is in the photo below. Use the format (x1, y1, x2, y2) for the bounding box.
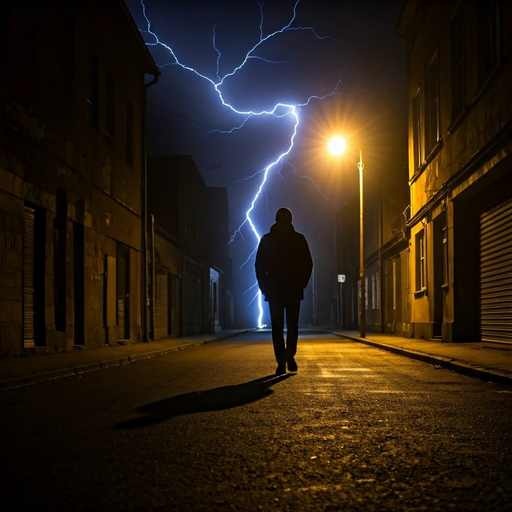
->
(335, 333, 512, 387)
(0, 330, 251, 391)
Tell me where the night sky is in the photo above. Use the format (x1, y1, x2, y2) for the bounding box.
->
(125, 0, 407, 327)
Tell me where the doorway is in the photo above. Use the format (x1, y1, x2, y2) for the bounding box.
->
(73, 222, 85, 345)
(116, 243, 130, 341)
(433, 213, 447, 338)
(23, 205, 46, 349)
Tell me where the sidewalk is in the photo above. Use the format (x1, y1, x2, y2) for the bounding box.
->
(0, 330, 251, 391)
(2, 328, 512, 391)
(330, 330, 512, 387)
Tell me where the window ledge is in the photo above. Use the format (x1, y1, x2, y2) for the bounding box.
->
(409, 164, 426, 186)
(473, 61, 504, 104)
(409, 140, 444, 186)
(425, 139, 443, 164)
(413, 288, 427, 298)
(447, 106, 470, 135)
(106, 134, 116, 150)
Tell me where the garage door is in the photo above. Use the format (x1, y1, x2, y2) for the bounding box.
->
(479, 196, 512, 343)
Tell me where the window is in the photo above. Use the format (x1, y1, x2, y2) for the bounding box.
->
(425, 54, 440, 156)
(450, 7, 466, 118)
(124, 102, 133, 166)
(106, 74, 115, 143)
(415, 229, 426, 292)
(478, 0, 502, 83)
(86, 50, 99, 130)
(412, 88, 423, 170)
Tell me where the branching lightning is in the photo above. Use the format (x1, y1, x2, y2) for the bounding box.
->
(138, 0, 342, 328)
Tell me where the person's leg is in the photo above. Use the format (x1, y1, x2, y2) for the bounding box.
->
(269, 301, 286, 369)
(285, 300, 301, 370)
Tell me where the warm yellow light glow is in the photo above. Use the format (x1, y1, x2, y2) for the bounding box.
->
(328, 136, 347, 156)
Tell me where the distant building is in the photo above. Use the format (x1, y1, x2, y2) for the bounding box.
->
(147, 156, 232, 337)
(207, 187, 234, 332)
(336, 170, 409, 334)
(397, 0, 512, 342)
(381, 205, 411, 337)
(335, 98, 409, 334)
(0, 0, 159, 356)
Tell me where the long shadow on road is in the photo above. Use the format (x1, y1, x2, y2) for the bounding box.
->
(114, 373, 292, 429)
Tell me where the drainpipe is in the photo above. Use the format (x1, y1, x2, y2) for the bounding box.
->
(141, 71, 160, 342)
(150, 214, 156, 340)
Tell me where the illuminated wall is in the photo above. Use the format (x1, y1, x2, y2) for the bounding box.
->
(397, 0, 512, 342)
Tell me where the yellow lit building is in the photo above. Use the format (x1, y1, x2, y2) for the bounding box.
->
(397, 0, 512, 342)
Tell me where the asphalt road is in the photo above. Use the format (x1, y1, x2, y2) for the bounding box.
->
(1, 330, 512, 512)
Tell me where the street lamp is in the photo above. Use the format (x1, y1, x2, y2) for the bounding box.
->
(328, 136, 365, 338)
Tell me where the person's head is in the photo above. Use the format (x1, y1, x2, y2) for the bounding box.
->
(275, 207, 293, 225)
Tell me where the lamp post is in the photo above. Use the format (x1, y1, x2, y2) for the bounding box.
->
(357, 149, 365, 338)
(328, 137, 365, 338)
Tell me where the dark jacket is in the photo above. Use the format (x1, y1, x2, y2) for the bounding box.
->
(255, 222, 313, 303)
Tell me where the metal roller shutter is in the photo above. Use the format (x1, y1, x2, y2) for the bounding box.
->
(478, 197, 512, 343)
(155, 267, 168, 339)
(23, 206, 35, 348)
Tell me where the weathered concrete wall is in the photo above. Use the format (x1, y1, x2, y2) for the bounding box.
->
(0, 1, 157, 356)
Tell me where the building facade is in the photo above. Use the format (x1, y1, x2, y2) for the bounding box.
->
(397, 0, 512, 342)
(147, 156, 233, 337)
(381, 205, 412, 337)
(336, 169, 409, 334)
(0, 0, 159, 356)
(207, 187, 234, 333)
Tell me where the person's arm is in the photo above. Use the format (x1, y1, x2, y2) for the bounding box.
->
(255, 238, 269, 295)
(299, 236, 313, 290)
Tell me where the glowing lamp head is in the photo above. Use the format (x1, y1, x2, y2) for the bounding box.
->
(328, 136, 347, 156)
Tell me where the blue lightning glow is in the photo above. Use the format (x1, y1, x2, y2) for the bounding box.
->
(138, 0, 341, 328)
(285, 163, 336, 202)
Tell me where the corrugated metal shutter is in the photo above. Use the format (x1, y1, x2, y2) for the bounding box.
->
(117, 299, 126, 337)
(170, 273, 181, 337)
(155, 267, 168, 338)
(116, 243, 130, 341)
(479, 197, 512, 343)
(23, 206, 35, 348)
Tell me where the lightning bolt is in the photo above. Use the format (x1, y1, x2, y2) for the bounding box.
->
(137, 0, 342, 328)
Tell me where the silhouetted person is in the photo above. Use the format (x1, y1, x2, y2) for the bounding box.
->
(255, 207, 313, 374)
